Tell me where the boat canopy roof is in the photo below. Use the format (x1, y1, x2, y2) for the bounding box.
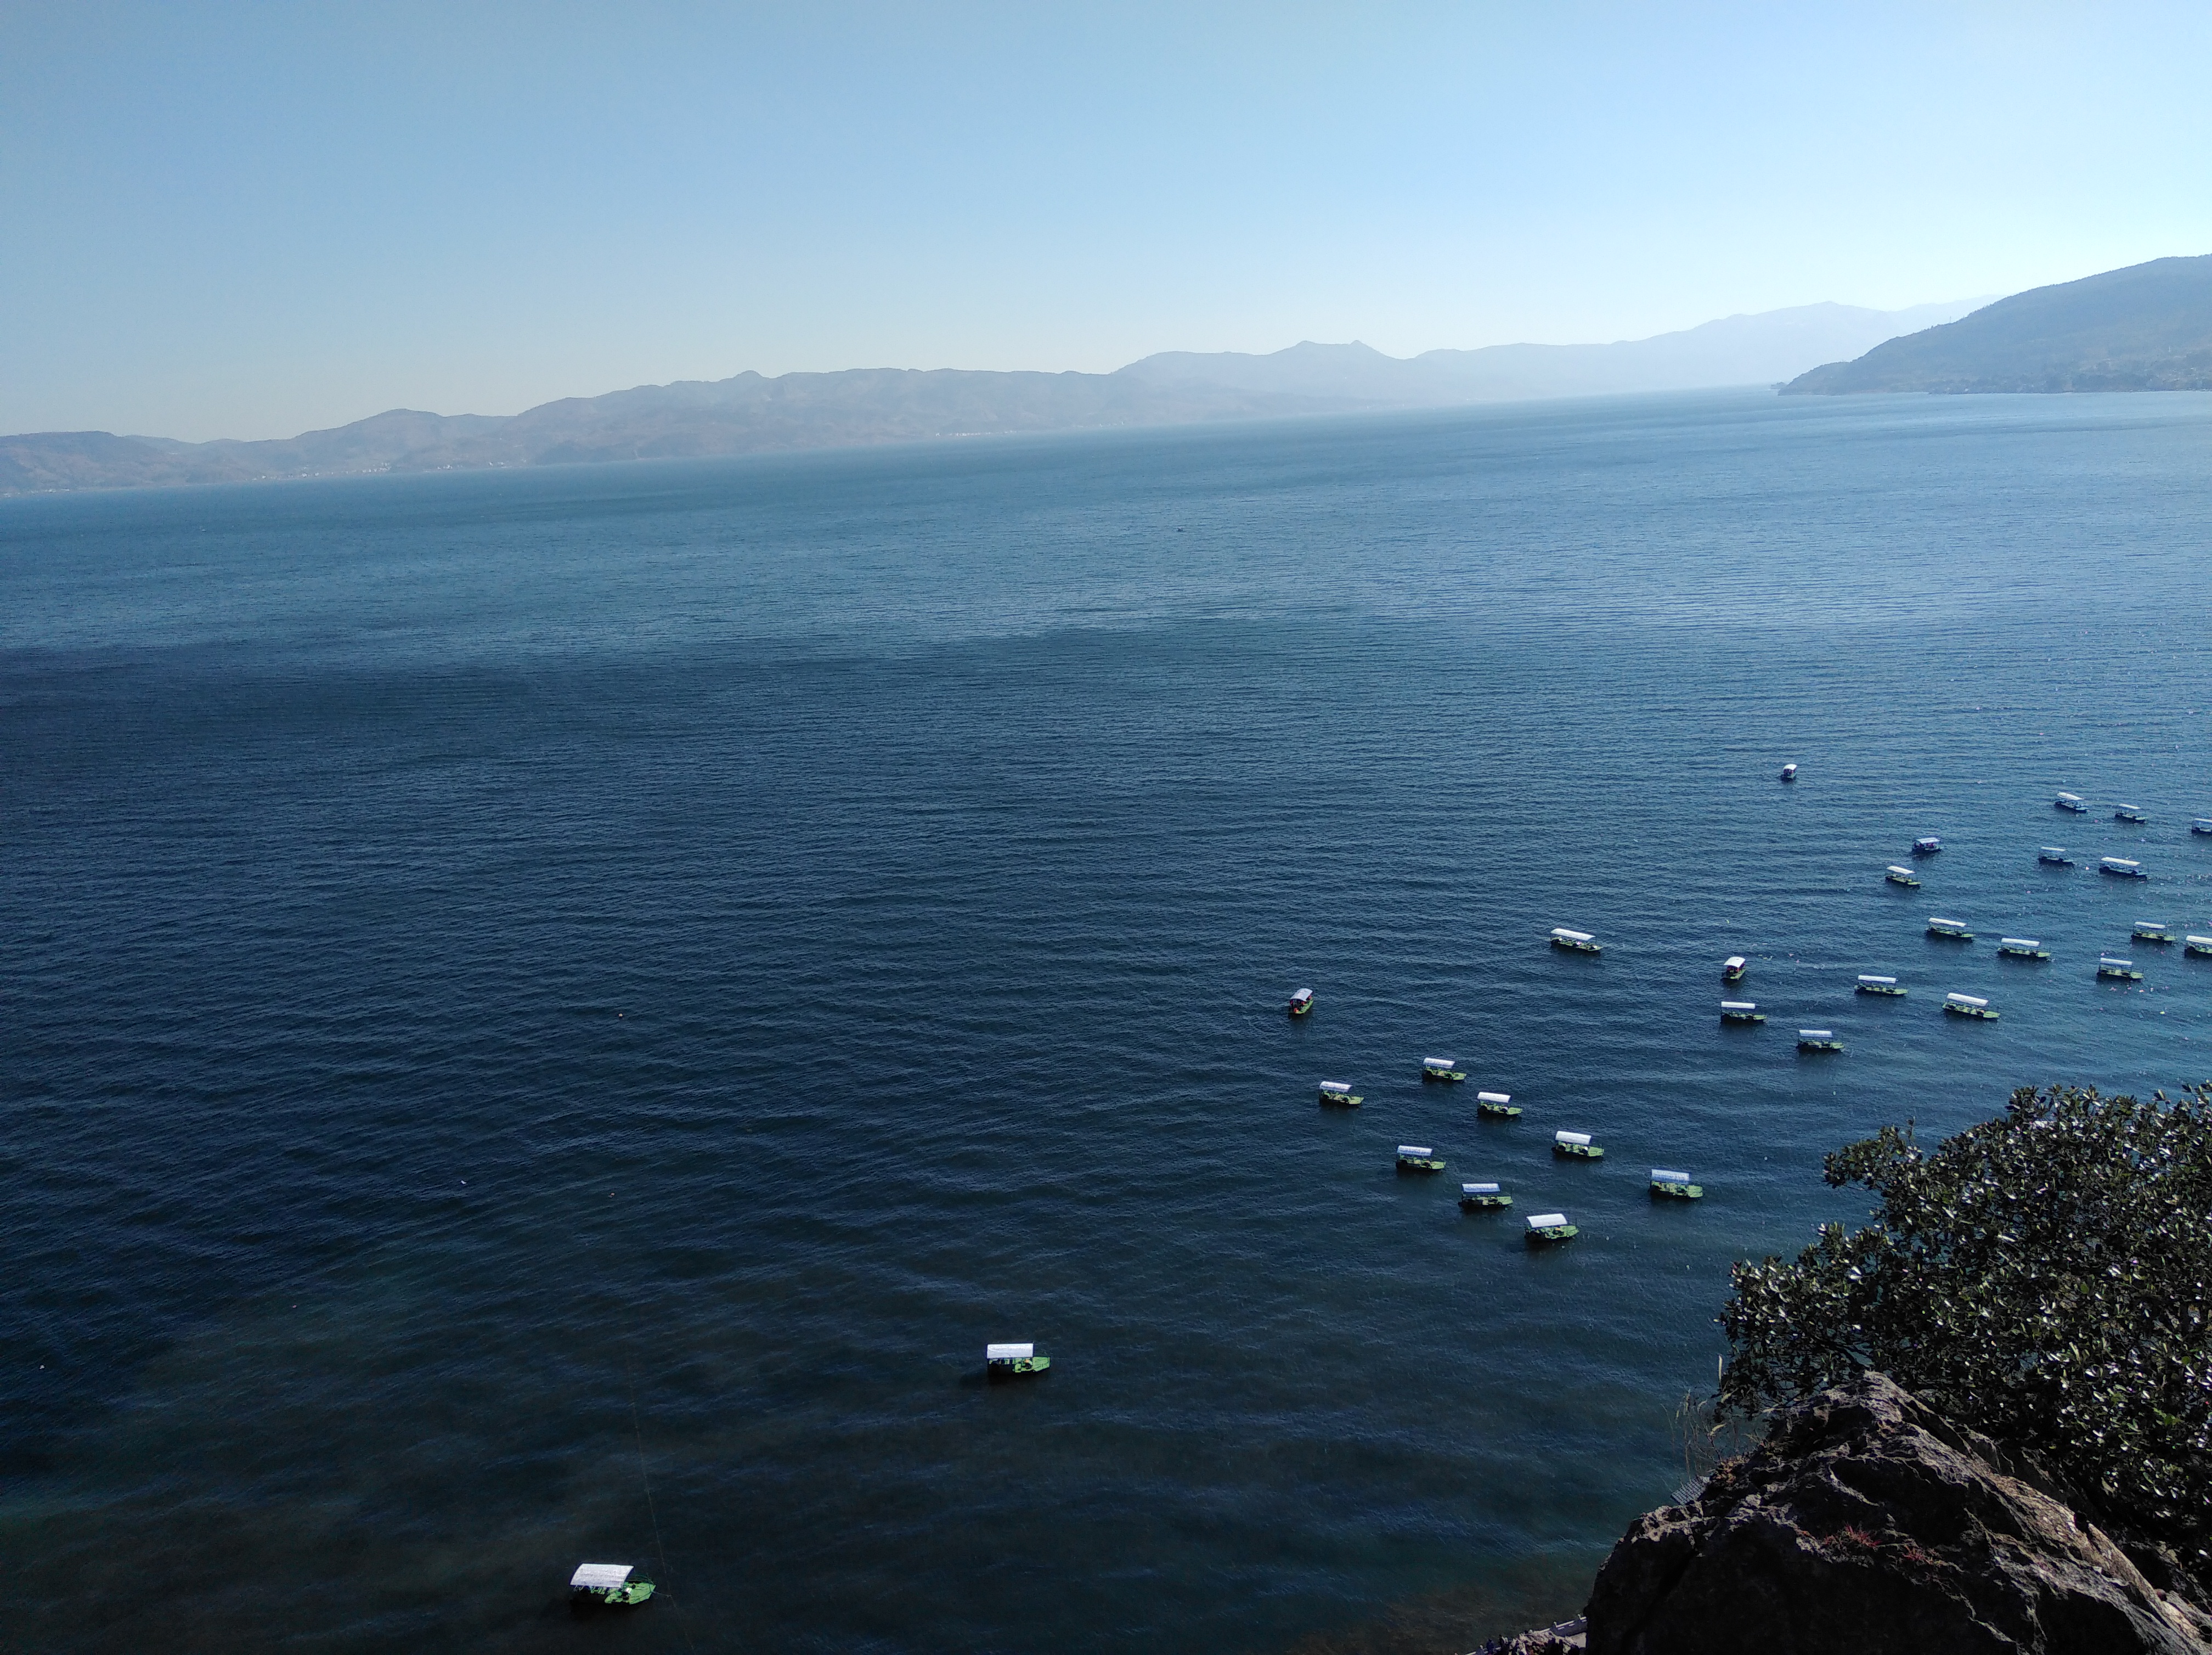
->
(1887, 865, 1916, 875)
(1928, 916, 1966, 926)
(1723, 955, 1746, 968)
(1423, 1056, 1455, 1068)
(2116, 803, 2141, 810)
(2101, 956, 2133, 967)
(1398, 1145, 1434, 1157)
(1721, 1000, 1757, 1011)
(2190, 935, 2212, 946)
(1915, 836, 1942, 847)
(2103, 857, 2141, 868)
(572, 1564, 634, 1590)
(2195, 818, 2212, 829)
(1651, 1169, 1691, 1183)
(1555, 1130, 1593, 1145)
(2057, 792, 2083, 801)
(2136, 919, 2170, 927)
(1798, 1029, 1833, 1039)
(1477, 1090, 1512, 1104)
(2000, 938, 2040, 948)
(1290, 987, 1313, 999)
(986, 1342, 1035, 1361)
(1858, 973, 1896, 984)
(1946, 993, 1989, 1007)
(1527, 1212, 1568, 1229)
(1463, 1181, 1500, 1194)
(2041, 846, 2067, 853)
(1319, 1079, 1351, 1091)
(1551, 927, 1594, 941)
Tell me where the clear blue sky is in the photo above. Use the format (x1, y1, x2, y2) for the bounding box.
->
(5, 1, 2209, 440)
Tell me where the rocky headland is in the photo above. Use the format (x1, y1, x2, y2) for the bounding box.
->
(1479, 1372, 2209, 1655)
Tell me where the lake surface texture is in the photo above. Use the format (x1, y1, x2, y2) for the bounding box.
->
(5, 390, 2210, 1653)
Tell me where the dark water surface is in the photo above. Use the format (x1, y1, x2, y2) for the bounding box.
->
(4, 390, 2209, 1653)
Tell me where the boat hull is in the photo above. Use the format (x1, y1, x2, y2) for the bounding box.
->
(1476, 1102, 1522, 1118)
(1459, 1194, 1514, 1211)
(1943, 1004, 1999, 1019)
(1855, 983, 1907, 997)
(1396, 1158, 1446, 1174)
(1797, 1040, 1844, 1053)
(1420, 1070, 1465, 1083)
(988, 1356, 1052, 1381)
(1650, 1181, 1704, 1200)
(1526, 1225, 1578, 1243)
(1553, 1144, 1604, 1160)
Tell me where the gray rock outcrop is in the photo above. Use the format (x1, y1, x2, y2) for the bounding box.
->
(1580, 1372, 2209, 1655)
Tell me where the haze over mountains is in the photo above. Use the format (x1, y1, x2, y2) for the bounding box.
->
(1782, 255, 2212, 394)
(0, 300, 1976, 497)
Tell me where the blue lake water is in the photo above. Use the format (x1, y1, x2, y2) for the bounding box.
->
(3, 389, 2209, 1653)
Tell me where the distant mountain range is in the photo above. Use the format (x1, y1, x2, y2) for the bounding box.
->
(1782, 256, 2212, 394)
(0, 299, 1983, 497)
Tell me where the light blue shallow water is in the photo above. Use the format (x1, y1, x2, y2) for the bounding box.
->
(2, 389, 2209, 1653)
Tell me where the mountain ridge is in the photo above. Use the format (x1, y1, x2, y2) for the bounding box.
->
(0, 299, 1982, 497)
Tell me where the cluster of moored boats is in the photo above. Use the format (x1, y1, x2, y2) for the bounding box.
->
(1295, 987, 1703, 1246)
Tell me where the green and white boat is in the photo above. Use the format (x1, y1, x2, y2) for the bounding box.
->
(570, 1564, 655, 1608)
(1421, 1056, 1466, 1083)
(1476, 1090, 1521, 1119)
(1288, 987, 1314, 1017)
(1459, 1180, 1512, 1211)
(1884, 864, 1921, 888)
(2133, 920, 2176, 944)
(1318, 1080, 1362, 1107)
(1926, 916, 1973, 941)
(1553, 1130, 1602, 1161)
(1796, 1029, 1843, 1053)
(1397, 1144, 1446, 1173)
(2187, 935, 2212, 958)
(987, 1342, 1051, 1380)
(2100, 857, 2147, 880)
(1649, 1168, 1704, 1200)
(1525, 1211, 1578, 1243)
(1855, 973, 1906, 997)
(2097, 956, 2143, 982)
(1719, 1000, 1764, 1024)
(1549, 927, 1601, 954)
(1997, 937, 2050, 960)
(1943, 992, 1998, 1020)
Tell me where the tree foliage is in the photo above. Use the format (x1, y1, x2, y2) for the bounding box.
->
(1717, 1083, 2212, 1551)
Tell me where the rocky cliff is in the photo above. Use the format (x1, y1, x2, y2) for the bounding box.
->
(1482, 1372, 2209, 1655)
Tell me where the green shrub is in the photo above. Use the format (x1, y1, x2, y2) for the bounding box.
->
(1717, 1083, 2212, 1551)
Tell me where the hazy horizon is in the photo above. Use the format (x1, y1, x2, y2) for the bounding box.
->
(7, 3, 2210, 441)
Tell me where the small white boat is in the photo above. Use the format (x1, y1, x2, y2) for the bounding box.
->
(1796, 1028, 1843, 1052)
(2114, 804, 2147, 824)
(987, 1341, 1051, 1379)
(1885, 864, 1921, 887)
(1997, 937, 2049, 959)
(2055, 792, 2088, 813)
(1396, 1144, 1446, 1173)
(1720, 999, 1764, 1023)
(1476, 1090, 1521, 1118)
(1553, 1130, 1602, 1160)
(1421, 1056, 1466, 1082)
(571, 1562, 654, 1608)
(1943, 992, 1997, 1020)
(1780, 763, 1798, 781)
(1926, 916, 1973, 939)
(1459, 1180, 1512, 1210)
(1288, 987, 1314, 1017)
(1650, 1168, 1703, 1198)
(2038, 847, 2073, 866)
(2100, 857, 2146, 879)
(1317, 1079, 1362, 1107)
(1549, 927, 1601, 954)
(2193, 818, 2212, 836)
(1912, 836, 1943, 855)
(1855, 973, 1906, 996)
(2132, 921, 2175, 944)
(1722, 955, 1747, 981)
(2097, 956, 2143, 982)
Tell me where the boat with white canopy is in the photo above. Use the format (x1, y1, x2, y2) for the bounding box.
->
(1796, 1029, 1843, 1052)
(2115, 804, 2147, 824)
(1780, 763, 1798, 781)
(1288, 987, 1313, 1017)
(2097, 957, 2143, 982)
(1650, 1169, 1704, 1199)
(1855, 973, 1906, 996)
(1476, 1090, 1521, 1119)
(1885, 864, 1921, 887)
(1525, 1211, 1577, 1242)
(1317, 1080, 1362, 1107)
(1720, 1000, 1764, 1023)
(2100, 857, 2146, 879)
(2055, 792, 2088, 813)
(1553, 1130, 1602, 1160)
(2133, 920, 2175, 944)
(2186, 935, 2212, 958)
(1912, 836, 1943, 855)
(1926, 916, 1973, 940)
(1397, 1145, 1446, 1173)
(2038, 847, 2073, 866)
(1459, 1180, 1512, 1211)
(1549, 927, 1601, 954)
(1997, 937, 2050, 959)
(2194, 818, 2212, 836)
(1722, 955, 1747, 982)
(570, 1563, 654, 1608)
(1943, 992, 1997, 1020)
(987, 1341, 1050, 1380)
(1421, 1056, 1465, 1082)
